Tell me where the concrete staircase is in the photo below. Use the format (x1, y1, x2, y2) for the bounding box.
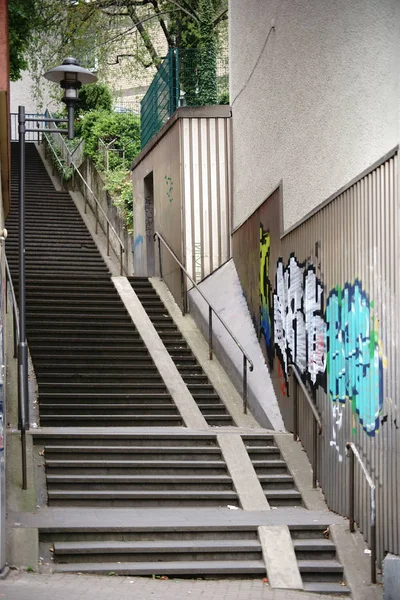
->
(128, 277, 234, 427)
(6, 143, 350, 595)
(41, 432, 239, 508)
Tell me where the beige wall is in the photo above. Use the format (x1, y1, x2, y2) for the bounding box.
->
(230, 0, 400, 232)
(132, 118, 183, 302)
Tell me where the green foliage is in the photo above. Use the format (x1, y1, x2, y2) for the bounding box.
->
(8, 0, 41, 81)
(218, 90, 229, 105)
(76, 83, 113, 118)
(43, 136, 74, 181)
(197, 0, 217, 105)
(76, 110, 141, 169)
(103, 170, 133, 233)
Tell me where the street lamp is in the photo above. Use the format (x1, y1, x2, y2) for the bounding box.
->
(17, 58, 96, 489)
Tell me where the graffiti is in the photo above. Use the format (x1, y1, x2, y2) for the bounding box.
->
(273, 255, 326, 393)
(329, 402, 345, 462)
(164, 175, 174, 202)
(326, 281, 384, 436)
(144, 196, 153, 242)
(259, 225, 274, 366)
(133, 234, 143, 250)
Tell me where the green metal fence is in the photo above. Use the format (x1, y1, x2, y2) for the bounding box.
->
(140, 47, 229, 149)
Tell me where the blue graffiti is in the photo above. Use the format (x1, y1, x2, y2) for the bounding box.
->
(326, 280, 383, 436)
(133, 235, 144, 250)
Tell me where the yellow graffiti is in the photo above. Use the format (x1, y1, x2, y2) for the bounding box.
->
(260, 226, 272, 350)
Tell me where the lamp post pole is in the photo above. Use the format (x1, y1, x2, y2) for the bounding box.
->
(15, 58, 96, 490)
(17, 106, 29, 489)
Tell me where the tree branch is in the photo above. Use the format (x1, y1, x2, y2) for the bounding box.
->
(166, 0, 198, 22)
(150, 0, 174, 46)
(126, 5, 162, 69)
(214, 8, 228, 27)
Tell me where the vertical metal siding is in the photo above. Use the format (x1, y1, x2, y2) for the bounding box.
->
(279, 152, 399, 562)
(182, 116, 231, 282)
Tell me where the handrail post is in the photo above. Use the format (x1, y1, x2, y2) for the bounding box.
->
(180, 268, 186, 315)
(243, 355, 248, 414)
(371, 486, 377, 584)
(158, 236, 163, 279)
(348, 446, 355, 532)
(120, 245, 123, 276)
(95, 202, 98, 234)
(292, 369, 298, 441)
(208, 306, 213, 360)
(312, 418, 318, 489)
(13, 312, 18, 359)
(107, 222, 110, 256)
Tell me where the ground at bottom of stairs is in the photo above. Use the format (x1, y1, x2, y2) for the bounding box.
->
(0, 570, 350, 600)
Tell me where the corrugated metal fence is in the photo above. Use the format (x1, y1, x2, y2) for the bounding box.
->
(181, 115, 231, 283)
(280, 148, 399, 562)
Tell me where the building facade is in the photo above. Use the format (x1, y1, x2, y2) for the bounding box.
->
(229, 0, 400, 565)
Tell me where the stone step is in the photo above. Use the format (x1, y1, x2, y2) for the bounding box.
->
(53, 539, 260, 555)
(44, 445, 221, 455)
(45, 459, 227, 470)
(303, 582, 351, 595)
(47, 489, 238, 507)
(53, 560, 266, 576)
(46, 475, 232, 485)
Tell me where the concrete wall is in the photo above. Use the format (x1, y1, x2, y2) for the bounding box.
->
(76, 158, 134, 276)
(132, 106, 232, 308)
(188, 259, 285, 432)
(229, 0, 400, 232)
(132, 117, 183, 302)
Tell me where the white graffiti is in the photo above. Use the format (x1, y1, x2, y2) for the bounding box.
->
(329, 402, 344, 462)
(274, 256, 326, 387)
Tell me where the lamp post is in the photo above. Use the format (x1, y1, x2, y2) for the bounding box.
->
(17, 58, 96, 489)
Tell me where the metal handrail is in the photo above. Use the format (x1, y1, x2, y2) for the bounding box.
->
(5, 254, 27, 490)
(288, 363, 322, 489)
(42, 111, 126, 275)
(42, 130, 66, 178)
(346, 442, 377, 584)
(154, 231, 254, 413)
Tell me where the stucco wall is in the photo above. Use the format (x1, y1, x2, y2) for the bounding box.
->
(229, 0, 400, 232)
(132, 118, 183, 304)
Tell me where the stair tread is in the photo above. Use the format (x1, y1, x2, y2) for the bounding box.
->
(47, 475, 232, 482)
(297, 559, 344, 571)
(293, 539, 336, 549)
(53, 540, 260, 553)
(45, 459, 226, 466)
(303, 582, 350, 594)
(44, 446, 221, 453)
(54, 560, 266, 574)
(48, 490, 237, 498)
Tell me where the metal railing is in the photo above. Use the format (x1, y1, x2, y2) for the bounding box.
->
(42, 121, 126, 275)
(140, 47, 229, 148)
(346, 442, 377, 584)
(289, 363, 322, 489)
(154, 231, 254, 413)
(5, 255, 28, 490)
(10, 113, 43, 142)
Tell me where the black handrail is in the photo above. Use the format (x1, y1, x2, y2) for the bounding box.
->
(288, 363, 322, 489)
(42, 110, 126, 275)
(346, 442, 377, 584)
(154, 231, 254, 413)
(5, 255, 27, 490)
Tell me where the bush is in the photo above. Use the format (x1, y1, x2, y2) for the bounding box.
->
(76, 83, 113, 118)
(76, 110, 141, 169)
(103, 169, 133, 232)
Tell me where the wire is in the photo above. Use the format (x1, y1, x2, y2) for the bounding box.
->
(231, 25, 275, 106)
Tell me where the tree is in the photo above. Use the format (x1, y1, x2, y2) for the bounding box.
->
(197, 0, 217, 105)
(25, 0, 227, 76)
(8, 0, 41, 81)
(76, 83, 113, 117)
